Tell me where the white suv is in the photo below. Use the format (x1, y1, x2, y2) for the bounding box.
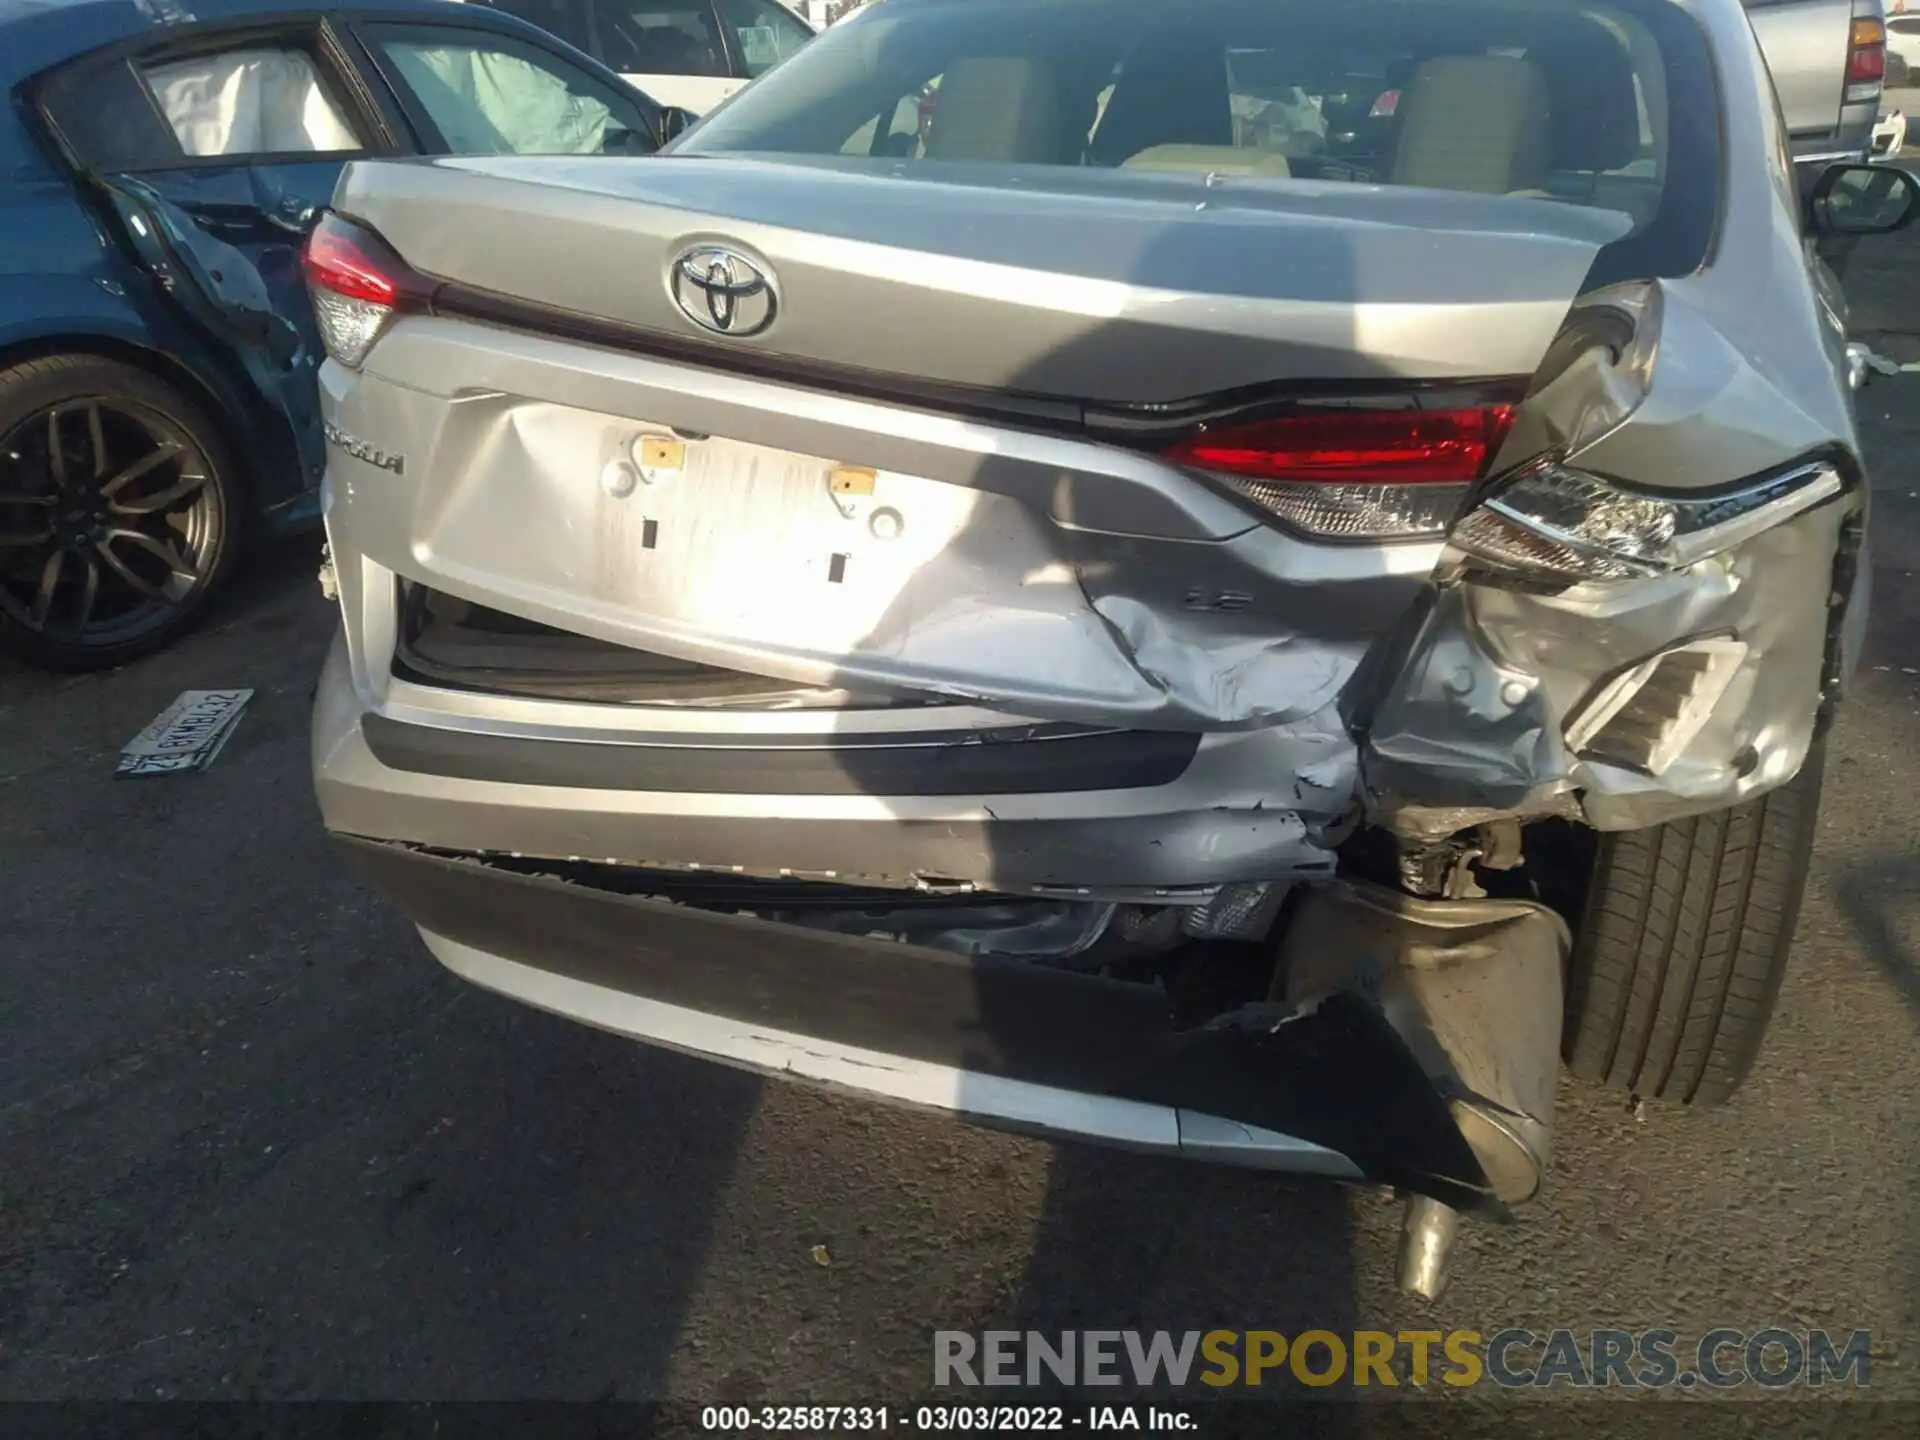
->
(467, 0, 813, 114)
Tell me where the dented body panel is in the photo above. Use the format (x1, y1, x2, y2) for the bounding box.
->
(311, 0, 1871, 1232)
(0, 0, 670, 548)
(333, 153, 1631, 401)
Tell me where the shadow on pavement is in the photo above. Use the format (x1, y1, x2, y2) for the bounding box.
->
(15, 92, 1920, 1427)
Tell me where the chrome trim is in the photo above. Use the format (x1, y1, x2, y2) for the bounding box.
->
(1471, 458, 1845, 579)
(423, 932, 1364, 1179)
(382, 675, 1056, 739)
(1666, 461, 1845, 566)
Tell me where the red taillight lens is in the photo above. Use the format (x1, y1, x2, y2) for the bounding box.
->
(1163, 405, 1515, 485)
(1369, 89, 1400, 118)
(1162, 403, 1516, 541)
(1849, 19, 1886, 85)
(301, 213, 429, 368)
(302, 218, 401, 305)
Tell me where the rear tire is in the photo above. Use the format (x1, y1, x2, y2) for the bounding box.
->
(0, 355, 241, 672)
(1562, 742, 1826, 1106)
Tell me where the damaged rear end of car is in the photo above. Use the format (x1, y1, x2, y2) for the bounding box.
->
(310, 0, 1876, 1291)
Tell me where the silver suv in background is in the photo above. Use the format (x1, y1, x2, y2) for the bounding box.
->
(1746, 0, 1888, 172)
(308, 0, 1917, 1291)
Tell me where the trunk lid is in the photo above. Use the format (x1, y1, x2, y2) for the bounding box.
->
(332, 154, 1627, 404)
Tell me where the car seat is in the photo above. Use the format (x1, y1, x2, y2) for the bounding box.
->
(1388, 54, 1554, 196)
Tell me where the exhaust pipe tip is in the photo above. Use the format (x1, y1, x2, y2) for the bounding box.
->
(1397, 1194, 1462, 1300)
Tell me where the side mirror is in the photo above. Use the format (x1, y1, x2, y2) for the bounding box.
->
(1809, 163, 1920, 236)
(601, 125, 652, 156)
(658, 106, 697, 144)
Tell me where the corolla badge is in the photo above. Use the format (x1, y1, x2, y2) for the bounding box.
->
(669, 244, 777, 337)
(323, 421, 404, 475)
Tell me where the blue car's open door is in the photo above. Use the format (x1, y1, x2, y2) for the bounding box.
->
(32, 18, 405, 525)
(31, 9, 662, 527)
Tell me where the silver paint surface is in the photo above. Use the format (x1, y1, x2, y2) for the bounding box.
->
(314, 0, 1867, 888)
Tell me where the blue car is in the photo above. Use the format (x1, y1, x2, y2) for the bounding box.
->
(0, 0, 662, 669)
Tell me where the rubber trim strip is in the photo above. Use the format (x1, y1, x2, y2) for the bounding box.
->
(361, 713, 1200, 796)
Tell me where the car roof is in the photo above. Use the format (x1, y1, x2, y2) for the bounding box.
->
(0, 0, 479, 90)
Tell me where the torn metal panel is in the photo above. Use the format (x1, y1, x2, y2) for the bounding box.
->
(1514, 282, 1853, 493)
(1275, 881, 1567, 1206)
(313, 627, 1349, 899)
(1116, 990, 1503, 1215)
(322, 282, 1861, 871)
(99, 164, 343, 487)
(1356, 254, 1860, 840)
(326, 339, 1435, 732)
(345, 834, 1507, 1207)
(1366, 483, 1848, 838)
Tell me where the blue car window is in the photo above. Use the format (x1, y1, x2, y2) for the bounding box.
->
(365, 23, 658, 154)
(139, 48, 365, 158)
(37, 59, 185, 170)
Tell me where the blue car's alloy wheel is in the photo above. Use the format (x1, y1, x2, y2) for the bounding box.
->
(0, 355, 239, 671)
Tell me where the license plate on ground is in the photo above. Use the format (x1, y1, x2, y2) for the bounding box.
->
(116, 688, 251, 777)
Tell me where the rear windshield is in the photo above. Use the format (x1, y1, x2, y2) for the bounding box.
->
(677, 0, 1719, 276)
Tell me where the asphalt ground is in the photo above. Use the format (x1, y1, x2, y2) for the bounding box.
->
(4, 213, 1920, 1428)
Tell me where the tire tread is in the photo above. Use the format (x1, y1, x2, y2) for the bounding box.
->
(1563, 743, 1824, 1105)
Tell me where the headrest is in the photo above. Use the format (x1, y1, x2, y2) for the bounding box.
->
(1390, 55, 1553, 196)
(924, 57, 1080, 164)
(1121, 144, 1291, 178)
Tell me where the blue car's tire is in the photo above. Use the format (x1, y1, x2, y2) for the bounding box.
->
(0, 354, 242, 672)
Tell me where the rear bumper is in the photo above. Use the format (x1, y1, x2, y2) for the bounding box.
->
(1790, 104, 1879, 171)
(313, 631, 1347, 896)
(334, 831, 1518, 1203)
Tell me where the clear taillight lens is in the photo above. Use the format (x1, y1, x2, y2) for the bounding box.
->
(1163, 404, 1515, 541)
(308, 286, 391, 370)
(301, 214, 431, 369)
(1215, 477, 1474, 541)
(1451, 457, 1845, 582)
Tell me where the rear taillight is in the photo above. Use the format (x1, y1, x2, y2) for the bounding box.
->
(1163, 404, 1515, 541)
(1369, 89, 1400, 118)
(301, 213, 432, 369)
(1848, 15, 1887, 103)
(1450, 457, 1845, 583)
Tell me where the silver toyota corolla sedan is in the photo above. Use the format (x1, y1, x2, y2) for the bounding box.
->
(309, 0, 1914, 1291)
